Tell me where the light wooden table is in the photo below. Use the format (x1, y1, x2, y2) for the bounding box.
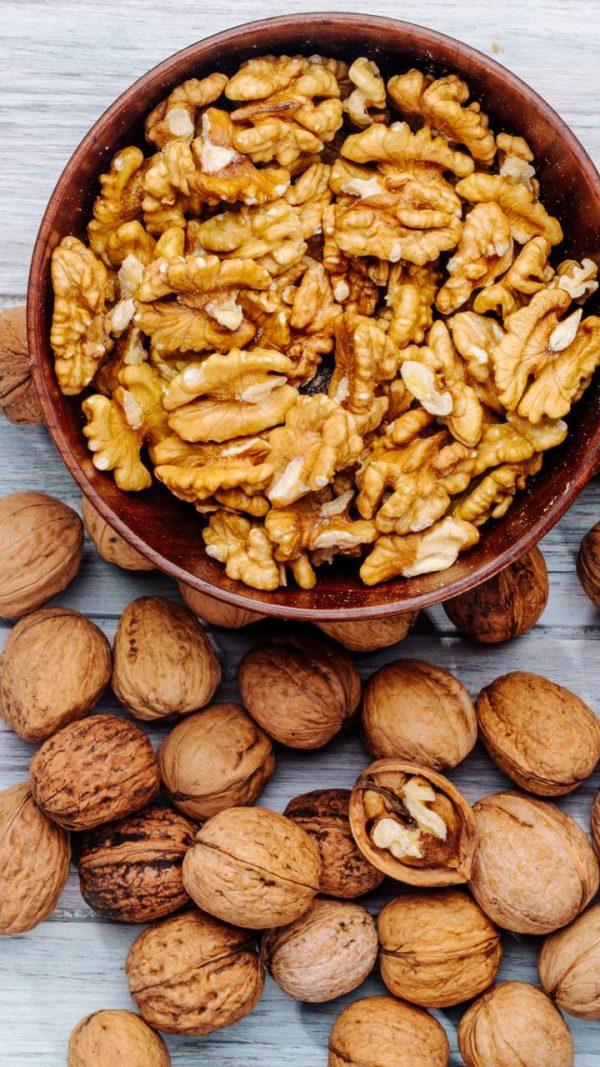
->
(1, 2, 600, 1063)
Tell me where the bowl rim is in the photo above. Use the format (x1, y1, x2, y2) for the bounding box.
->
(28, 11, 600, 620)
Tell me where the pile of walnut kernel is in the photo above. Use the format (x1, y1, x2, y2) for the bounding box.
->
(50, 53, 600, 592)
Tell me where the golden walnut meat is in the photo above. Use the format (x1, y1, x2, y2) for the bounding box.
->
(443, 546, 549, 642)
(362, 659, 477, 769)
(81, 497, 155, 570)
(458, 982, 574, 1067)
(177, 581, 264, 627)
(469, 792, 599, 934)
(328, 995, 449, 1067)
(30, 714, 160, 831)
(158, 703, 275, 820)
(0, 491, 83, 618)
(315, 611, 418, 652)
(0, 607, 111, 742)
(183, 806, 321, 928)
(126, 909, 264, 1035)
(577, 520, 600, 607)
(539, 904, 600, 1020)
(67, 1010, 171, 1067)
(284, 789, 384, 899)
(0, 782, 70, 935)
(77, 804, 196, 922)
(0, 306, 44, 425)
(262, 897, 378, 1002)
(112, 596, 221, 721)
(378, 890, 502, 1008)
(237, 633, 361, 749)
(476, 672, 600, 795)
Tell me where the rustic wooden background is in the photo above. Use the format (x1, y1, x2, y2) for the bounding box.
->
(1, 1, 600, 1063)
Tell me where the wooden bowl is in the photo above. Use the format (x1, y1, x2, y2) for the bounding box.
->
(28, 13, 600, 620)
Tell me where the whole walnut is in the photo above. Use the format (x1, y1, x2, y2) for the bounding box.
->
(30, 714, 160, 830)
(112, 596, 221, 721)
(443, 546, 548, 643)
(67, 1009, 170, 1067)
(458, 981, 574, 1067)
(378, 890, 502, 1007)
(328, 995, 449, 1067)
(183, 806, 321, 928)
(158, 703, 274, 821)
(0, 306, 44, 425)
(0, 491, 83, 618)
(126, 909, 264, 1035)
(476, 672, 600, 795)
(539, 904, 600, 1019)
(262, 898, 378, 1002)
(0, 607, 111, 741)
(0, 782, 70, 934)
(577, 520, 600, 607)
(362, 659, 477, 769)
(238, 634, 361, 749)
(178, 581, 264, 628)
(77, 805, 196, 922)
(284, 789, 384, 898)
(469, 792, 599, 934)
(81, 497, 155, 571)
(315, 611, 419, 652)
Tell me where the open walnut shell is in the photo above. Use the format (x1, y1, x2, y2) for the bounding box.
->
(349, 759, 476, 886)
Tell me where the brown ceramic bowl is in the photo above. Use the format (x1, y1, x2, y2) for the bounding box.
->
(28, 13, 600, 620)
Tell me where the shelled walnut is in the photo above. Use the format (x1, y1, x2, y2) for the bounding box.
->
(0, 492, 83, 618)
(349, 759, 476, 885)
(178, 581, 264, 627)
(458, 982, 574, 1067)
(315, 611, 418, 652)
(0, 307, 44, 425)
(443, 546, 548, 642)
(81, 497, 155, 570)
(539, 904, 600, 1019)
(577, 520, 600, 607)
(67, 1010, 171, 1067)
(328, 995, 449, 1067)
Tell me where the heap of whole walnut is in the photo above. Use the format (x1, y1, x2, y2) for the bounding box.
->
(49, 54, 600, 591)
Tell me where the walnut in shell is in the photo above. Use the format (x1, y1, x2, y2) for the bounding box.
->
(0, 782, 70, 935)
(469, 792, 599, 934)
(458, 981, 574, 1067)
(77, 804, 196, 922)
(349, 759, 476, 886)
(158, 703, 275, 820)
(0, 492, 83, 618)
(81, 497, 155, 571)
(443, 546, 548, 642)
(362, 659, 477, 769)
(284, 789, 384, 898)
(183, 806, 321, 928)
(178, 581, 264, 628)
(0, 307, 44, 425)
(577, 521, 600, 607)
(591, 790, 600, 856)
(378, 890, 502, 1007)
(539, 903, 600, 1019)
(476, 671, 600, 795)
(328, 995, 449, 1067)
(315, 611, 418, 652)
(126, 909, 264, 1035)
(67, 1010, 171, 1067)
(30, 714, 160, 830)
(0, 607, 111, 742)
(112, 596, 221, 721)
(262, 897, 378, 1002)
(237, 634, 361, 749)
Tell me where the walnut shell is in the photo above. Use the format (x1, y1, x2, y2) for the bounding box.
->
(0, 607, 111, 742)
(178, 581, 264, 628)
(539, 904, 600, 1020)
(458, 982, 574, 1067)
(577, 520, 600, 607)
(591, 790, 600, 856)
(183, 806, 321, 928)
(30, 714, 160, 830)
(262, 897, 378, 1002)
(0, 491, 83, 618)
(238, 634, 361, 749)
(469, 792, 599, 934)
(158, 703, 274, 820)
(126, 909, 264, 1035)
(0, 782, 70, 934)
(112, 596, 221, 721)
(81, 497, 155, 571)
(0, 307, 44, 425)
(362, 659, 477, 769)
(443, 546, 548, 643)
(315, 611, 418, 652)
(77, 804, 196, 922)
(67, 1009, 170, 1067)
(284, 789, 384, 899)
(378, 890, 502, 1008)
(328, 995, 449, 1067)
(349, 759, 477, 886)
(476, 672, 600, 795)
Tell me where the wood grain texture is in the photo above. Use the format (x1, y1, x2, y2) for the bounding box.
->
(1, 0, 600, 1063)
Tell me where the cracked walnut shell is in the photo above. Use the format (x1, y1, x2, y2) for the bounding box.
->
(315, 611, 418, 652)
(458, 982, 574, 1067)
(443, 545, 548, 642)
(81, 497, 155, 570)
(68, 1010, 170, 1067)
(328, 995, 449, 1067)
(0, 306, 43, 425)
(539, 903, 600, 1020)
(0, 492, 83, 618)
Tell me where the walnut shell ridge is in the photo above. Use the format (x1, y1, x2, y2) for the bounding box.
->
(458, 981, 574, 1067)
(81, 497, 155, 571)
(328, 995, 449, 1067)
(315, 611, 418, 652)
(443, 546, 548, 643)
(67, 1009, 171, 1067)
(539, 903, 600, 1020)
(178, 581, 264, 628)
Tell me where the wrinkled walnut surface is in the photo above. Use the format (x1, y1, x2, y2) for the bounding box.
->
(0, 492, 83, 618)
(539, 903, 600, 1020)
(328, 994, 449, 1067)
(443, 545, 548, 642)
(67, 1010, 171, 1067)
(458, 981, 574, 1067)
(0, 307, 44, 425)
